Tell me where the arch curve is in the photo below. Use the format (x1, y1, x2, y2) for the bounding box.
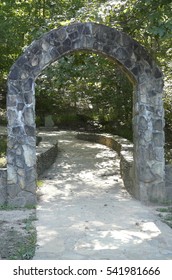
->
(7, 22, 165, 206)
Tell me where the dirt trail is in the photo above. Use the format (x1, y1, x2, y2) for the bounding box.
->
(33, 131, 172, 260)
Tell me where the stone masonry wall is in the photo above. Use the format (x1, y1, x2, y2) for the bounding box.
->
(7, 22, 165, 206)
(0, 139, 58, 206)
(36, 141, 58, 177)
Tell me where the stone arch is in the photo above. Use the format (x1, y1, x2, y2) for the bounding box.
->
(7, 22, 165, 207)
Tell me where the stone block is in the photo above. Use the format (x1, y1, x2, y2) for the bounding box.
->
(24, 107, 34, 126)
(24, 91, 33, 104)
(153, 119, 163, 131)
(116, 47, 129, 61)
(17, 103, 25, 111)
(9, 65, 20, 80)
(36, 142, 58, 176)
(7, 95, 17, 107)
(154, 147, 164, 161)
(151, 162, 164, 177)
(153, 132, 164, 147)
(7, 165, 18, 185)
(7, 183, 21, 199)
(22, 144, 36, 167)
(12, 126, 23, 136)
(18, 175, 25, 190)
(31, 55, 39, 67)
(16, 156, 24, 168)
(7, 109, 18, 126)
(24, 78, 33, 91)
(139, 166, 156, 183)
(139, 116, 148, 131)
(147, 183, 166, 203)
(24, 125, 35, 136)
(69, 31, 78, 41)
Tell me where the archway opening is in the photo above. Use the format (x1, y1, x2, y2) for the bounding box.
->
(35, 51, 133, 140)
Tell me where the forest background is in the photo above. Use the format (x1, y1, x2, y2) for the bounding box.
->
(0, 0, 172, 160)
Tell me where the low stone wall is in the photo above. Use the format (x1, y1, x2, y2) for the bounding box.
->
(120, 150, 136, 197)
(77, 133, 135, 198)
(36, 140, 58, 177)
(0, 138, 58, 206)
(77, 132, 172, 202)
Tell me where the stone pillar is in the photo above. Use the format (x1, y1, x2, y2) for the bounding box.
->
(7, 71, 37, 207)
(133, 75, 166, 203)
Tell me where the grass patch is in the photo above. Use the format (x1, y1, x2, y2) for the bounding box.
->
(0, 204, 36, 211)
(156, 207, 172, 213)
(164, 214, 172, 221)
(25, 204, 37, 210)
(9, 229, 37, 260)
(0, 205, 18, 211)
(156, 206, 172, 229)
(9, 215, 37, 260)
(0, 212, 37, 260)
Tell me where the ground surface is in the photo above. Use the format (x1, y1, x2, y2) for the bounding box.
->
(0, 208, 36, 259)
(0, 129, 172, 260)
(33, 131, 172, 260)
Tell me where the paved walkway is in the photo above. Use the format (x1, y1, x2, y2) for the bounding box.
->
(33, 131, 172, 260)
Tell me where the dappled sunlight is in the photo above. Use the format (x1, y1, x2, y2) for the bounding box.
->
(74, 225, 161, 252)
(78, 170, 96, 181)
(36, 226, 59, 246)
(58, 140, 72, 144)
(36, 142, 52, 150)
(35, 227, 65, 253)
(95, 149, 117, 159)
(73, 142, 101, 150)
(140, 222, 161, 233)
(38, 132, 124, 203)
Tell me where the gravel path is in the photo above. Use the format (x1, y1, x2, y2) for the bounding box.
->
(33, 131, 172, 260)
